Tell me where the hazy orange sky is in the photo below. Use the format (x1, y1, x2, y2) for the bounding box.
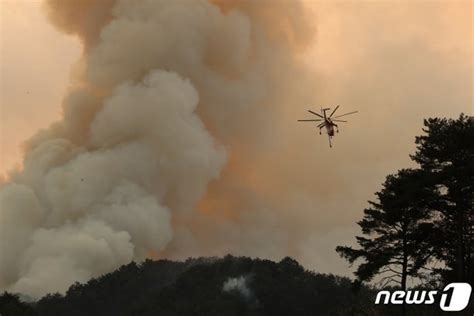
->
(1, 0, 81, 176)
(1, 1, 471, 178)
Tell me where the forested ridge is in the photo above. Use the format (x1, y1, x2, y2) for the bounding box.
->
(1, 255, 472, 316)
(1, 256, 375, 316)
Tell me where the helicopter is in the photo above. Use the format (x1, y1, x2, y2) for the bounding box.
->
(298, 106, 358, 148)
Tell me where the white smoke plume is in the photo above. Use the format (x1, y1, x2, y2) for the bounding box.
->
(1, 69, 226, 297)
(0, 0, 316, 298)
(222, 275, 252, 300)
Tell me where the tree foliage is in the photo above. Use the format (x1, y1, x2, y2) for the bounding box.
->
(336, 169, 437, 289)
(411, 114, 474, 283)
(0, 256, 375, 316)
(338, 114, 474, 287)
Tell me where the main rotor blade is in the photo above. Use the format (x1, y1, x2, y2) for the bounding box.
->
(297, 119, 322, 122)
(334, 111, 358, 118)
(328, 105, 340, 118)
(308, 110, 324, 118)
(332, 119, 347, 122)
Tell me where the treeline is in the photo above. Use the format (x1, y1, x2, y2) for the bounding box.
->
(1, 255, 467, 316)
(1, 256, 378, 316)
(337, 115, 473, 303)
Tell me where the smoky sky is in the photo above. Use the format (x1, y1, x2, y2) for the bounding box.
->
(0, 0, 472, 299)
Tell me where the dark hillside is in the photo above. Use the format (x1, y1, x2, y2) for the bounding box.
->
(1, 256, 374, 316)
(3, 255, 469, 315)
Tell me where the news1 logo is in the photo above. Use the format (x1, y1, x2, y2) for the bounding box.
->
(375, 282, 472, 312)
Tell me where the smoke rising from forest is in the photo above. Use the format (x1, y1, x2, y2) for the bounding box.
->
(0, 0, 317, 298)
(0, 0, 471, 298)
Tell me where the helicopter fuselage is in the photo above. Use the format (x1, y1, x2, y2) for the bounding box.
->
(321, 112, 336, 136)
(326, 122, 335, 136)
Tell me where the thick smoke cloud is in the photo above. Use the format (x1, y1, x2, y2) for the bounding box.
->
(1, 0, 316, 298)
(1, 69, 225, 298)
